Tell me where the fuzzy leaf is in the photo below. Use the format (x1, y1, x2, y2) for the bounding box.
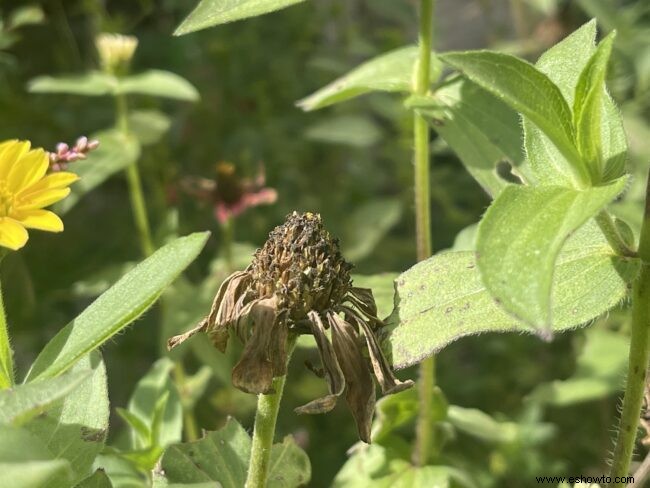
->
(386, 221, 639, 369)
(0, 370, 89, 426)
(411, 77, 526, 196)
(477, 178, 627, 328)
(175, 0, 307, 35)
(298, 46, 441, 111)
(440, 50, 587, 186)
(25, 233, 209, 382)
(24, 354, 109, 486)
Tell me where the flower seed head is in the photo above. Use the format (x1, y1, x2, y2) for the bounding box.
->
(249, 211, 353, 320)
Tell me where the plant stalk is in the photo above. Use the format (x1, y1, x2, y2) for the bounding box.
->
(0, 250, 13, 389)
(608, 170, 650, 486)
(221, 216, 234, 272)
(246, 337, 297, 488)
(413, 0, 436, 467)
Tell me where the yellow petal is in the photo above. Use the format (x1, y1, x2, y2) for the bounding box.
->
(14, 209, 63, 232)
(7, 148, 49, 192)
(16, 188, 70, 210)
(19, 172, 79, 196)
(0, 218, 29, 251)
(0, 140, 31, 180)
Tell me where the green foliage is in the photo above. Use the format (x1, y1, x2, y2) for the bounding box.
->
(386, 222, 639, 369)
(476, 177, 627, 329)
(175, 0, 308, 35)
(298, 46, 441, 111)
(158, 417, 311, 487)
(25, 232, 209, 382)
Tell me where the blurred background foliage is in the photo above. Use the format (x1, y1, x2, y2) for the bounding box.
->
(0, 0, 648, 486)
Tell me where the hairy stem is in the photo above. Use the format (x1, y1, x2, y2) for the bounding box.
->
(608, 171, 650, 486)
(0, 250, 13, 389)
(413, 0, 436, 467)
(246, 338, 297, 488)
(595, 210, 636, 257)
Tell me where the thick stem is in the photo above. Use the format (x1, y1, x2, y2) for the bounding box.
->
(246, 338, 297, 488)
(0, 251, 13, 389)
(412, 0, 436, 467)
(595, 210, 636, 257)
(608, 171, 650, 486)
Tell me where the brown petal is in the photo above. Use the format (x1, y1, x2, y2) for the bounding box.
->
(231, 296, 286, 394)
(327, 312, 376, 443)
(167, 270, 249, 351)
(307, 311, 345, 396)
(349, 287, 378, 319)
(209, 271, 251, 351)
(294, 395, 338, 415)
(355, 317, 414, 395)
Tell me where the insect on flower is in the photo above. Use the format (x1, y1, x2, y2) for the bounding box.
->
(168, 212, 412, 442)
(0, 140, 79, 251)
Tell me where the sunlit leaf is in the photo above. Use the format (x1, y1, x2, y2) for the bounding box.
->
(28, 72, 116, 96)
(25, 232, 210, 382)
(386, 221, 639, 369)
(0, 370, 89, 426)
(298, 46, 441, 111)
(175, 0, 307, 35)
(24, 353, 109, 485)
(476, 177, 627, 328)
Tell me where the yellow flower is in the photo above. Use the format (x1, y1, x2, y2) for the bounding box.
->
(0, 140, 78, 251)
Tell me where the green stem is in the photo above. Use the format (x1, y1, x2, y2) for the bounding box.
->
(608, 171, 650, 486)
(246, 337, 297, 488)
(595, 210, 636, 257)
(412, 0, 436, 467)
(115, 94, 155, 257)
(221, 217, 234, 273)
(172, 363, 200, 442)
(0, 250, 14, 389)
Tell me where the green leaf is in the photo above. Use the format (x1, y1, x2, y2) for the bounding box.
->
(410, 76, 526, 196)
(298, 46, 441, 111)
(160, 417, 250, 486)
(128, 110, 172, 146)
(126, 358, 182, 449)
(573, 33, 618, 182)
(342, 198, 402, 262)
(267, 436, 311, 488)
(447, 406, 517, 443)
(160, 418, 310, 487)
(386, 221, 639, 369)
(117, 70, 199, 101)
(8, 6, 45, 29)
(476, 177, 627, 328)
(0, 425, 73, 488)
(28, 72, 116, 96)
(76, 469, 113, 488)
(305, 115, 382, 148)
(57, 129, 141, 215)
(25, 232, 209, 382)
(175, 0, 307, 35)
(528, 327, 628, 406)
(24, 353, 109, 486)
(0, 370, 89, 426)
(440, 50, 586, 186)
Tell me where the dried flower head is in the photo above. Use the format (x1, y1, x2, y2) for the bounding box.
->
(49, 136, 100, 172)
(181, 161, 277, 225)
(168, 212, 412, 442)
(95, 33, 138, 74)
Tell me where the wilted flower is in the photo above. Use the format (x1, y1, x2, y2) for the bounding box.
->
(49, 136, 100, 171)
(168, 212, 412, 442)
(182, 161, 277, 225)
(95, 33, 138, 74)
(0, 140, 78, 250)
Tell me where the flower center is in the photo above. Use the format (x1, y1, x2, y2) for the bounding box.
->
(0, 180, 15, 217)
